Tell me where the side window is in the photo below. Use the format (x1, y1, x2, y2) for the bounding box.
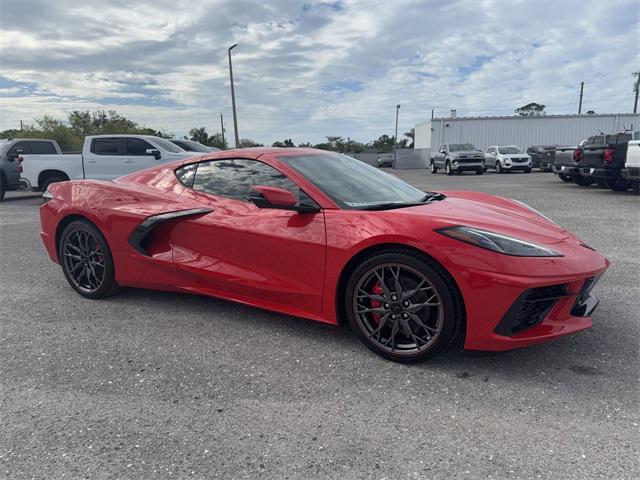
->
(191, 159, 300, 202)
(8, 141, 31, 158)
(125, 138, 154, 156)
(91, 138, 122, 155)
(30, 141, 57, 154)
(175, 163, 197, 188)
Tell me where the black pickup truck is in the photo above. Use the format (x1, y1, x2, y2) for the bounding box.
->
(554, 144, 589, 184)
(581, 133, 634, 191)
(527, 145, 556, 171)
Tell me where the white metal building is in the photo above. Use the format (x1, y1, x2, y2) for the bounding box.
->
(414, 113, 640, 153)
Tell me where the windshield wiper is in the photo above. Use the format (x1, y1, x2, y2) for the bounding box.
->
(420, 192, 446, 203)
(360, 193, 446, 211)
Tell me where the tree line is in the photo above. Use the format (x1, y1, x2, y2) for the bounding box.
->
(0, 110, 415, 153)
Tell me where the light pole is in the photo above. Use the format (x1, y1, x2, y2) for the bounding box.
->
(228, 43, 240, 148)
(393, 104, 400, 165)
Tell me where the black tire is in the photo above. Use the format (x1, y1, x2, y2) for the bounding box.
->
(595, 179, 607, 188)
(344, 250, 462, 363)
(430, 161, 438, 174)
(41, 176, 68, 192)
(475, 169, 483, 175)
(574, 176, 594, 187)
(445, 162, 454, 176)
(59, 219, 120, 299)
(558, 172, 572, 182)
(632, 183, 639, 194)
(607, 178, 632, 192)
(495, 161, 502, 174)
(524, 168, 531, 173)
(0, 173, 6, 201)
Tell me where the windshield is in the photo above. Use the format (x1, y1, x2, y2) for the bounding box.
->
(449, 143, 475, 152)
(172, 139, 211, 153)
(278, 153, 429, 209)
(498, 146, 523, 154)
(151, 137, 184, 153)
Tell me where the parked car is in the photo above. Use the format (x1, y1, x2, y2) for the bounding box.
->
(376, 153, 393, 168)
(581, 132, 635, 191)
(171, 139, 220, 153)
(621, 140, 640, 193)
(431, 143, 485, 175)
(0, 138, 62, 200)
(553, 141, 590, 184)
(484, 146, 532, 173)
(20, 135, 198, 191)
(40, 148, 608, 362)
(527, 145, 556, 171)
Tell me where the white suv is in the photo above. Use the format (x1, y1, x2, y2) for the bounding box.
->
(484, 145, 532, 173)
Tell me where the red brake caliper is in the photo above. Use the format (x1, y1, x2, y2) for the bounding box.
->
(370, 281, 384, 324)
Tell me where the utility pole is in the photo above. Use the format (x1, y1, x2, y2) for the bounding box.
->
(578, 81, 584, 114)
(20, 120, 23, 131)
(633, 72, 640, 114)
(220, 113, 225, 147)
(431, 108, 434, 119)
(228, 44, 240, 148)
(393, 104, 400, 165)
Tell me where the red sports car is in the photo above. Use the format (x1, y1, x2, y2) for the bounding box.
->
(39, 148, 608, 362)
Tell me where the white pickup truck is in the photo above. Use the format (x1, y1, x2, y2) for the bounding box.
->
(622, 140, 640, 193)
(20, 134, 199, 191)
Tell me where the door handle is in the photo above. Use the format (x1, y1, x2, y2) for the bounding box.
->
(86, 160, 96, 164)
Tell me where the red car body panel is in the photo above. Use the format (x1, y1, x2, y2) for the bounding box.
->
(39, 148, 609, 352)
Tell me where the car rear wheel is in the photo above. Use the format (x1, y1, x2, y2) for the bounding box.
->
(59, 220, 120, 299)
(558, 172, 572, 182)
(430, 161, 438, 174)
(607, 178, 632, 192)
(575, 176, 594, 187)
(345, 251, 460, 362)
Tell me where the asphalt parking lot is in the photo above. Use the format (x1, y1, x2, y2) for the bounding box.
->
(1, 171, 638, 479)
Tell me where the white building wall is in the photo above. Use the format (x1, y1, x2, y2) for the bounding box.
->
(414, 114, 639, 151)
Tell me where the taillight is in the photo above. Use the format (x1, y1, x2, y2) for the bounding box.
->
(572, 149, 582, 162)
(17, 156, 23, 174)
(603, 148, 614, 164)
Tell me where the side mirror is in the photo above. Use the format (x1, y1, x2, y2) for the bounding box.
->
(146, 148, 161, 160)
(250, 185, 319, 213)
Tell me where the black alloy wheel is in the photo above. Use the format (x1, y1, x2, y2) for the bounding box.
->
(59, 220, 119, 299)
(345, 251, 460, 362)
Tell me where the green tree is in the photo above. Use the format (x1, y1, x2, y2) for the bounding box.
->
(207, 133, 228, 149)
(189, 127, 209, 144)
(371, 134, 395, 152)
(515, 103, 546, 116)
(272, 138, 295, 147)
(239, 138, 264, 148)
(404, 128, 415, 148)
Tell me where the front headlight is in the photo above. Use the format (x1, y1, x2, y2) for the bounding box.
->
(510, 199, 553, 223)
(436, 226, 563, 257)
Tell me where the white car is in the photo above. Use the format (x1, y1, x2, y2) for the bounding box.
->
(622, 140, 640, 193)
(484, 145, 532, 173)
(19, 134, 199, 191)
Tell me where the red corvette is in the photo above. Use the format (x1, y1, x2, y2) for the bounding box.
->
(39, 148, 608, 362)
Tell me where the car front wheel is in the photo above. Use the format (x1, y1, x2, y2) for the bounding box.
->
(59, 219, 120, 299)
(445, 162, 454, 175)
(495, 161, 502, 174)
(345, 251, 460, 362)
(430, 161, 438, 174)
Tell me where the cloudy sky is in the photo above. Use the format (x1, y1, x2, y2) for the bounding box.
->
(0, 0, 638, 144)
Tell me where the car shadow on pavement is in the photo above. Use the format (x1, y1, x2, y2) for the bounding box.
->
(112, 287, 626, 390)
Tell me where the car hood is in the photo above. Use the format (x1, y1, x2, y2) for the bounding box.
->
(398, 190, 570, 245)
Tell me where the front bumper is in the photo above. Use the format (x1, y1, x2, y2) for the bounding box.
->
(503, 163, 531, 170)
(451, 161, 484, 171)
(438, 235, 609, 352)
(621, 167, 640, 181)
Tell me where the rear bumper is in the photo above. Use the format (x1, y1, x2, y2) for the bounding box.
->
(622, 167, 640, 181)
(588, 167, 619, 180)
(556, 165, 589, 176)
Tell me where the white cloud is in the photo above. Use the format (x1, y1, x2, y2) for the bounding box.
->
(0, 0, 638, 144)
